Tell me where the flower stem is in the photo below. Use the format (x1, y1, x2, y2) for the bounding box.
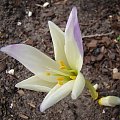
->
(85, 80, 98, 100)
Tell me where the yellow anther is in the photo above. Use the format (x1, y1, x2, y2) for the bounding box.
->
(70, 76, 76, 80)
(98, 98, 102, 106)
(59, 60, 66, 69)
(58, 81, 63, 85)
(59, 60, 65, 66)
(45, 72, 51, 76)
(57, 77, 64, 85)
(57, 77, 64, 81)
(60, 66, 66, 69)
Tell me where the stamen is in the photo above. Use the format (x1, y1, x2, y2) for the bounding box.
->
(60, 66, 66, 69)
(57, 77, 64, 85)
(59, 60, 66, 69)
(58, 81, 63, 85)
(68, 70, 77, 74)
(59, 60, 65, 66)
(57, 77, 64, 81)
(70, 76, 76, 80)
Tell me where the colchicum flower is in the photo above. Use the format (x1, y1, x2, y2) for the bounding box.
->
(1, 7, 97, 112)
(98, 96, 120, 107)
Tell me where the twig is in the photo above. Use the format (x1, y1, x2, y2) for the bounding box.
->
(82, 31, 114, 39)
(0, 55, 8, 62)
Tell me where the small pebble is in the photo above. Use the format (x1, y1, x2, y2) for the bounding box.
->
(10, 103, 13, 108)
(102, 109, 105, 113)
(28, 11, 32, 17)
(6, 69, 14, 75)
(43, 2, 49, 7)
(17, 22, 22, 26)
(113, 68, 118, 73)
(93, 84, 99, 90)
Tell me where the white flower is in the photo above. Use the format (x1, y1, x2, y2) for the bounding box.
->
(98, 96, 120, 107)
(1, 7, 97, 112)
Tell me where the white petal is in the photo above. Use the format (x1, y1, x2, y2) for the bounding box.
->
(99, 96, 120, 107)
(71, 72, 85, 99)
(65, 7, 83, 71)
(1, 44, 58, 74)
(40, 80, 74, 112)
(43, 84, 61, 101)
(15, 75, 56, 92)
(48, 21, 69, 67)
(37, 72, 58, 83)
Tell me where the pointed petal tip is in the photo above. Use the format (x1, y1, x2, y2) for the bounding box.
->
(48, 21, 54, 27)
(0, 45, 11, 52)
(15, 82, 26, 88)
(40, 104, 45, 112)
(15, 83, 20, 88)
(72, 6, 77, 12)
(65, 6, 83, 62)
(71, 93, 77, 100)
(0, 46, 4, 52)
(48, 20, 52, 24)
(1, 44, 23, 53)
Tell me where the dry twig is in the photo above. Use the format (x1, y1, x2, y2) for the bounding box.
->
(82, 31, 114, 39)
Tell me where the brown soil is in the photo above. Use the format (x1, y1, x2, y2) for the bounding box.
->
(0, 0, 120, 120)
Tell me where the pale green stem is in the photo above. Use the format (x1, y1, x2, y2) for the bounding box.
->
(85, 80, 98, 100)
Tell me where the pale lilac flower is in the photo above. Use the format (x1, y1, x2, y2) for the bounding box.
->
(1, 7, 97, 112)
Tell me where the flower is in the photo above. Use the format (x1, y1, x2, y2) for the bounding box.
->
(98, 96, 120, 107)
(1, 7, 97, 112)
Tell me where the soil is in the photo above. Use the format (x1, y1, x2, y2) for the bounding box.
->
(0, 0, 120, 120)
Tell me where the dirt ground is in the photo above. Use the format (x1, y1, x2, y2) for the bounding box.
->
(0, 0, 120, 120)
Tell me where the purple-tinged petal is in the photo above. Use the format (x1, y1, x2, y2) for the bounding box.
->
(74, 22, 83, 57)
(0, 44, 58, 74)
(65, 7, 83, 71)
(66, 7, 83, 57)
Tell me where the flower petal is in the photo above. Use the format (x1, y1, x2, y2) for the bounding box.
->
(40, 80, 74, 112)
(15, 75, 56, 92)
(1, 44, 58, 74)
(65, 7, 83, 71)
(71, 72, 85, 99)
(37, 72, 58, 83)
(98, 96, 120, 107)
(43, 84, 61, 101)
(48, 21, 69, 66)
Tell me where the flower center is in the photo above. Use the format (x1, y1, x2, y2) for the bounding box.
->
(45, 60, 77, 85)
(57, 60, 77, 85)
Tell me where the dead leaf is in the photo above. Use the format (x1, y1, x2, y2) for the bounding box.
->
(113, 72, 120, 80)
(100, 37, 111, 46)
(19, 114, 28, 119)
(17, 90, 25, 96)
(87, 40, 97, 48)
(96, 54, 104, 61)
(28, 102, 35, 108)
